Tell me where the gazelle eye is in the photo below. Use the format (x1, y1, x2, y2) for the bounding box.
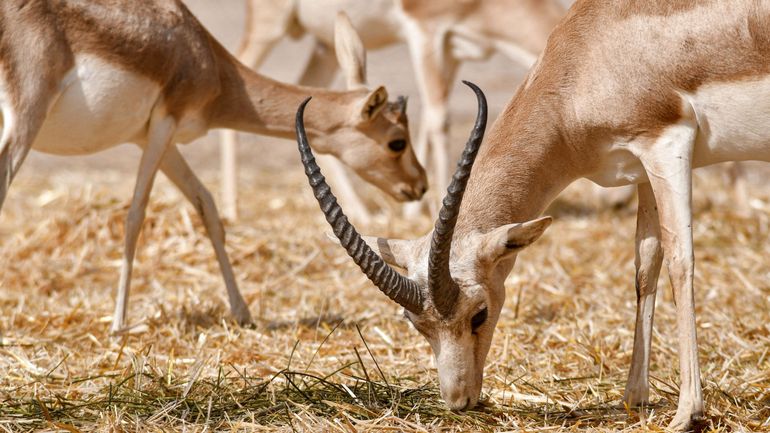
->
(388, 139, 407, 153)
(471, 308, 488, 332)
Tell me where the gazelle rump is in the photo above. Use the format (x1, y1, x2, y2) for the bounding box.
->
(299, 1, 770, 430)
(0, 0, 425, 333)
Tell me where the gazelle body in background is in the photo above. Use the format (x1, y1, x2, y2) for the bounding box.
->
(221, 0, 565, 222)
(0, 1, 424, 333)
(300, 1, 770, 430)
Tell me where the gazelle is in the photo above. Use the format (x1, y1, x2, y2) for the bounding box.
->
(0, 0, 425, 333)
(220, 0, 565, 222)
(297, 1, 770, 429)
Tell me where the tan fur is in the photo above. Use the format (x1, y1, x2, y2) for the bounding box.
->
(222, 0, 565, 222)
(0, 0, 425, 332)
(331, 1, 770, 430)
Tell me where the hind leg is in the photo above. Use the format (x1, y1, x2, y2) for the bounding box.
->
(624, 182, 663, 406)
(219, 0, 297, 222)
(0, 93, 57, 212)
(160, 146, 252, 325)
(401, 23, 459, 218)
(302, 42, 376, 225)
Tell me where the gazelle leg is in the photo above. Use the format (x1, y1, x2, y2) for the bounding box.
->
(402, 24, 459, 218)
(727, 161, 751, 215)
(160, 146, 252, 325)
(0, 104, 47, 211)
(111, 115, 175, 334)
(640, 122, 703, 431)
(624, 182, 663, 406)
(219, 0, 296, 222)
(298, 41, 340, 88)
(0, 62, 64, 210)
(219, 130, 240, 222)
(317, 155, 373, 225)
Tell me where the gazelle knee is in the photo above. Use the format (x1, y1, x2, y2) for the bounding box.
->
(665, 252, 694, 298)
(635, 237, 662, 296)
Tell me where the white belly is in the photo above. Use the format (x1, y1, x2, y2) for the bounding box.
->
(32, 55, 162, 156)
(589, 76, 770, 187)
(297, 0, 402, 49)
(689, 76, 770, 165)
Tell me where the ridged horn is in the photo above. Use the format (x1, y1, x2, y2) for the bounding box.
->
(295, 97, 424, 314)
(428, 81, 488, 317)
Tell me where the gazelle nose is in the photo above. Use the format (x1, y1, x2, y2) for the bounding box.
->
(396, 183, 424, 201)
(446, 394, 473, 411)
(418, 183, 428, 197)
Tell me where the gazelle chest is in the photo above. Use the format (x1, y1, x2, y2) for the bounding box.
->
(32, 55, 163, 156)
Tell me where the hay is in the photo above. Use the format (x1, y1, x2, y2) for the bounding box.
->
(0, 159, 768, 432)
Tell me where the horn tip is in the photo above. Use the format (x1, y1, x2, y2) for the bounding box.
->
(298, 96, 312, 112)
(461, 80, 480, 92)
(296, 96, 313, 120)
(460, 81, 487, 109)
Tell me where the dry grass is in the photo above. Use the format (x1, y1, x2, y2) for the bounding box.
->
(0, 163, 768, 432)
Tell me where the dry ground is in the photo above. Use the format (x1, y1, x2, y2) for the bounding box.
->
(1, 155, 769, 432)
(1, 1, 769, 432)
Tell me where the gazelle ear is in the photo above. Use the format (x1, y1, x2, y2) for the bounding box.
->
(359, 86, 389, 122)
(361, 236, 417, 270)
(335, 11, 367, 90)
(479, 217, 552, 264)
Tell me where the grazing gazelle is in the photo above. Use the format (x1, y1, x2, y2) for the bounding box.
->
(297, 0, 770, 429)
(220, 0, 565, 221)
(0, 0, 425, 333)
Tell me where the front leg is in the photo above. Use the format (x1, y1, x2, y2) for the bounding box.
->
(640, 121, 704, 431)
(219, 0, 296, 222)
(111, 115, 175, 334)
(624, 182, 663, 406)
(160, 146, 253, 326)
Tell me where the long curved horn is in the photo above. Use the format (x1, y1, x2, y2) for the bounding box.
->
(428, 81, 488, 317)
(295, 98, 424, 314)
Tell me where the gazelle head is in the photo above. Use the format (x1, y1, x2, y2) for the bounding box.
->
(313, 11, 426, 202)
(296, 82, 551, 411)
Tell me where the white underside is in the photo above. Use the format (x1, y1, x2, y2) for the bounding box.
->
(589, 75, 770, 187)
(297, 0, 402, 48)
(33, 55, 163, 155)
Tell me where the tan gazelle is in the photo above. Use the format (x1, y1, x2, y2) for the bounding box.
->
(0, 0, 425, 333)
(298, 1, 770, 430)
(219, 0, 565, 222)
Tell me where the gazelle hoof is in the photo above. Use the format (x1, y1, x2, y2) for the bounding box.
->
(231, 306, 254, 328)
(668, 410, 705, 432)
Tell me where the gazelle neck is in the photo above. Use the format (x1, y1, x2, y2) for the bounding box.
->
(208, 58, 359, 141)
(458, 92, 583, 233)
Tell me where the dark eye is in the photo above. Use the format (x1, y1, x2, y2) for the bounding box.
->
(388, 139, 407, 153)
(471, 308, 488, 332)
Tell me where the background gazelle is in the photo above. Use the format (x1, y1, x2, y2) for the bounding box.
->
(299, 1, 770, 430)
(0, 0, 424, 333)
(220, 0, 565, 222)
